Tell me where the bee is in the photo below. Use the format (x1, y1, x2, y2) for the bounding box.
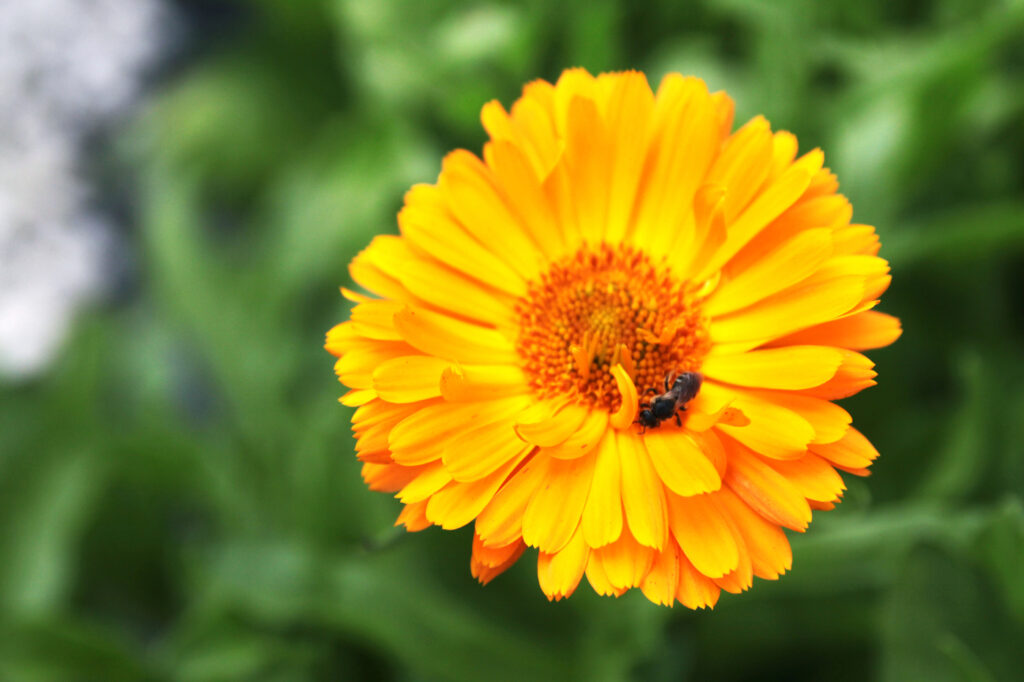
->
(635, 371, 703, 432)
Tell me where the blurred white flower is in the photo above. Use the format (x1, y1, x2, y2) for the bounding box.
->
(0, 0, 171, 380)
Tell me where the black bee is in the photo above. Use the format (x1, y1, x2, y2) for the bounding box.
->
(635, 371, 703, 431)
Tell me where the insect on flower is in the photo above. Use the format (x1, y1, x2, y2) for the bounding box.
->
(636, 371, 703, 431)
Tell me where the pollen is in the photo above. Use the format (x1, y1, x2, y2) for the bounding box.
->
(515, 244, 710, 411)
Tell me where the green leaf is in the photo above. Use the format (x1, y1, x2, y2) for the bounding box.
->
(880, 543, 1024, 682)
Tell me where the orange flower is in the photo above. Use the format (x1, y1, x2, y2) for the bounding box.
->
(326, 69, 900, 608)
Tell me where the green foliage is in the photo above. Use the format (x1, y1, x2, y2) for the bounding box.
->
(2, 0, 1023, 679)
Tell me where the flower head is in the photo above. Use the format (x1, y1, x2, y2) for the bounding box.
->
(326, 69, 901, 608)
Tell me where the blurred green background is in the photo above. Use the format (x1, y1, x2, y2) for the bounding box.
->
(3, 0, 1024, 679)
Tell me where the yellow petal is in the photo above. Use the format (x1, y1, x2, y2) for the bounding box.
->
(372, 356, 450, 403)
(475, 454, 551, 547)
(439, 363, 528, 402)
(643, 429, 722, 497)
(705, 115, 774, 222)
(609, 364, 639, 430)
(631, 76, 718, 258)
(393, 253, 517, 327)
(522, 453, 596, 553)
(425, 455, 519, 530)
(601, 71, 654, 244)
(335, 342, 414, 389)
(617, 431, 668, 550)
(439, 150, 546, 280)
(483, 140, 564, 259)
(582, 432, 623, 548)
(705, 228, 834, 317)
(444, 414, 535, 482)
(543, 409, 609, 460)
(710, 273, 866, 348)
(516, 401, 591, 448)
(747, 389, 851, 444)
(701, 346, 843, 390)
(705, 382, 815, 459)
(393, 306, 517, 365)
(398, 204, 526, 297)
(389, 397, 522, 465)
(350, 299, 405, 340)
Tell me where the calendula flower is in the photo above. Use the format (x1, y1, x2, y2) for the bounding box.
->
(326, 68, 900, 608)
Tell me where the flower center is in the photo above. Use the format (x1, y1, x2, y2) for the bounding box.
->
(515, 245, 710, 411)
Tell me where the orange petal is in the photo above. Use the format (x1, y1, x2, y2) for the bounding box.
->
(666, 491, 739, 579)
(585, 551, 628, 597)
(723, 437, 812, 531)
(397, 460, 452, 504)
(772, 309, 902, 351)
(810, 426, 879, 470)
(361, 462, 421, 494)
(472, 533, 525, 567)
(593, 525, 655, 590)
(395, 500, 431, 532)
(800, 349, 877, 400)
(675, 549, 721, 610)
(471, 537, 526, 585)
(764, 453, 846, 503)
(640, 540, 681, 607)
(537, 525, 590, 601)
(717, 487, 792, 580)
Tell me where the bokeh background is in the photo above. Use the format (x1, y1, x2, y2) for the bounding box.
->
(2, 0, 1023, 679)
